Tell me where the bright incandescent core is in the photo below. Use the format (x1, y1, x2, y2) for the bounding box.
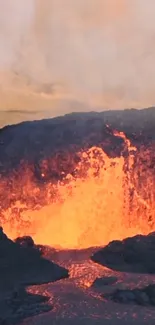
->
(0, 130, 155, 248)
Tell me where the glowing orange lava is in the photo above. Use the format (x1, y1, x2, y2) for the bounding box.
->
(0, 130, 155, 249)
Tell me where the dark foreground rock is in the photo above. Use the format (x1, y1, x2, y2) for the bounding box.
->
(0, 228, 68, 289)
(105, 284, 155, 307)
(91, 232, 155, 274)
(0, 287, 52, 325)
(92, 276, 118, 287)
(0, 228, 69, 324)
(15, 235, 35, 248)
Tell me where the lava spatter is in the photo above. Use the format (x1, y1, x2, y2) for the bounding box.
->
(0, 130, 155, 249)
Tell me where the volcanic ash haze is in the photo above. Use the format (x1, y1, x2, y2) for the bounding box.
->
(0, 0, 155, 126)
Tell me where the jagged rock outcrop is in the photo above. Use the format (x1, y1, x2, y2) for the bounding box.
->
(105, 284, 155, 306)
(0, 227, 69, 289)
(91, 232, 155, 274)
(92, 276, 118, 287)
(0, 287, 52, 325)
(0, 228, 69, 323)
(15, 236, 34, 248)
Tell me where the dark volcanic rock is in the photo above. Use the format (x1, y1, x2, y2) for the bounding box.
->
(92, 276, 118, 287)
(106, 284, 155, 307)
(110, 289, 136, 304)
(91, 232, 155, 274)
(1, 287, 52, 324)
(1, 107, 155, 177)
(15, 236, 35, 248)
(0, 226, 8, 240)
(0, 227, 69, 290)
(0, 227, 69, 324)
(0, 111, 124, 176)
(144, 284, 155, 305)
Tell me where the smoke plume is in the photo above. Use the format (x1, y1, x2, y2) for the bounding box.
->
(0, 0, 155, 126)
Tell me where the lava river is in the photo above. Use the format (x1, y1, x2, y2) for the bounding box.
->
(21, 246, 155, 325)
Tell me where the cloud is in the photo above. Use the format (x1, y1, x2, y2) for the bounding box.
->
(0, 0, 155, 125)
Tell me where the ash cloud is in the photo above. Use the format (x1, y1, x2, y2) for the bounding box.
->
(0, 0, 155, 126)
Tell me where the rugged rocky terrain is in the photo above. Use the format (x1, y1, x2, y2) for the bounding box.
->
(19, 237, 155, 325)
(0, 227, 68, 324)
(0, 107, 155, 177)
(1, 230, 155, 324)
(91, 232, 155, 274)
(106, 284, 155, 306)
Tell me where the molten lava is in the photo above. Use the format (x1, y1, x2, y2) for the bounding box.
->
(0, 130, 155, 249)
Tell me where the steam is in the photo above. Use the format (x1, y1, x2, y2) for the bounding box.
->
(0, 0, 155, 124)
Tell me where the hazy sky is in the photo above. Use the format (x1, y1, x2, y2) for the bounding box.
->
(0, 0, 155, 127)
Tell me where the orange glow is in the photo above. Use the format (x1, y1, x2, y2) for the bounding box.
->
(77, 0, 128, 28)
(0, 130, 155, 249)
